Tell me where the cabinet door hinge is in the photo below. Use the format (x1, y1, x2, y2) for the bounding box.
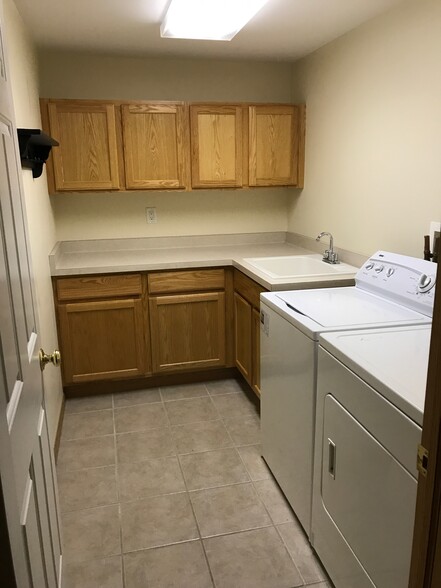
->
(417, 444, 429, 477)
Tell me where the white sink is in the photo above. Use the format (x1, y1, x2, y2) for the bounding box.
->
(243, 255, 358, 279)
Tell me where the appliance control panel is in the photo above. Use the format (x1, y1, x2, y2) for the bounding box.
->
(356, 251, 436, 317)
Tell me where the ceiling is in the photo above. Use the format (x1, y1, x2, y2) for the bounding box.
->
(14, 0, 406, 62)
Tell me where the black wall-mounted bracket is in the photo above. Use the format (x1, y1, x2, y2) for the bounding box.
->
(17, 128, 59, 179)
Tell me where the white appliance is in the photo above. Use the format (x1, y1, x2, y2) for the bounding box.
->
(313, 325, 431, 588)
(260, 251, 435, 537)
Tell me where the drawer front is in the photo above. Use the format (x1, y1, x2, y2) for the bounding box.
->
(234, 269, 266, 308)
(148, 269, 225, 295)
(56, 274, 142, 301)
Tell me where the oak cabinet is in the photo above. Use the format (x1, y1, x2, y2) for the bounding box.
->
(233, 270, 267, 397)
(55, 274, 147, 384)
(234, 292, 252, 382)
(149, 292, 226, 373)
(251, 308, 262, 396)
(148, 269, 226, 374)
(42, 98, 305, 193)
(122, 102, 189, 190)
(45, 100, 121, 191)
(190, 104, 243, 188)
(249, 104, 305, 188)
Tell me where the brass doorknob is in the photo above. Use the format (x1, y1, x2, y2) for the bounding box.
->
(39, 349, 61, 371)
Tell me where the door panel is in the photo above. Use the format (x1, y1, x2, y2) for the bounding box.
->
(251, 307, 261, 396)
(322, 394, 417, 588)
(249, 105, 299, 186)
(0, 7, 61, 586)
(48, 101, 120, 191)
(190, 105, 243, 188)
(150, 292, 226, 373)
(21, 476, 47, 587)
(58, 298, 146, 383)
(234, 292, 252, 382)
(122, 102, 188, 189)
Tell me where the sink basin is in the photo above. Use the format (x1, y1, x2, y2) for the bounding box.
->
(243, 255, 357, 279)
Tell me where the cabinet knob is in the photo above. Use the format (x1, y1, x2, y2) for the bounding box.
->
(39, 349, 61, 371)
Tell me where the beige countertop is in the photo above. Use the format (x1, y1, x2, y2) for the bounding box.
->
(50, 232, 365, 290)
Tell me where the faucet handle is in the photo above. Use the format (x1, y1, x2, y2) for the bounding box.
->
(328, 251, 339, 263)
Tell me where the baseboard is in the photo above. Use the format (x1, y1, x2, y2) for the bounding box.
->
(63, 367, 239, 398)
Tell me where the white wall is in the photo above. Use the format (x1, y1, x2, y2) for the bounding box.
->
(289, 0, 441, 258)
(4, 0, 63, 446)
(38, 51, 294, 241)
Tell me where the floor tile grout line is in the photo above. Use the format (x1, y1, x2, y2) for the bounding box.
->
(57, 462, 117, 474)
(110, 393, 126, 588)
(160, 386, 217, 588)
(63, 406, 114, 416)
(274, 523, 307, 586)
(60, 478, 280, 514)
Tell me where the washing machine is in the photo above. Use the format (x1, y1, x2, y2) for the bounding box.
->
(312, 325, 431, 588)
(260, 251, 435, 537)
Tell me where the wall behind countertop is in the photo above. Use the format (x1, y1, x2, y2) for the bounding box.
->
(289, 0, 441, 259)
(38, 52, 294, 242)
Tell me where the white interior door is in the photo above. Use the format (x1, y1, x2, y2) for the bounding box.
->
(0, 3, 61, 586)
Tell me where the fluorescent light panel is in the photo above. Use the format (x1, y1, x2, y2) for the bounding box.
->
(160, 0, 269, 41)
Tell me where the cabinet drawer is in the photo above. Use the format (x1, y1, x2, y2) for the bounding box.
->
(148, 269, 225, 295)
(234, 269, 266, 308)
(56, 274, 142, 301)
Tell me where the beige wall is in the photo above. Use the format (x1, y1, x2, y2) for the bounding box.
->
(39, 50, 293, 241)
(4, 0, 63, 446)
(289, 0, 441, 258)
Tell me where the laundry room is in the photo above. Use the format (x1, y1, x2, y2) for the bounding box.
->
(0, 0, 440, 587)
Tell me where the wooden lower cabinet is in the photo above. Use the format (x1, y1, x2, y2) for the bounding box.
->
(233, 270, 267, 396)
(251, 307, 262, 396)
(54, 267, 266, 391)
(58, 298, 146, 384)
(234, 292, 252, 382)
(149, 291, 226, 373)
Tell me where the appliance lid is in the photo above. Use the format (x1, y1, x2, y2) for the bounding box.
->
(276, 287, 427, 328)
(320, 325, 431, 424)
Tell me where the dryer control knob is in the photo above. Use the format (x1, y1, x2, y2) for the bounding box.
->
(418, 274, 433, 292)
(374, 265, 384, 273)
(365, 263, 374, 270)
(387, 268, 395, 277)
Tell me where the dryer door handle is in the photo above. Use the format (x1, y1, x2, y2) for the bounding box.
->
(328, 438, 336, 479)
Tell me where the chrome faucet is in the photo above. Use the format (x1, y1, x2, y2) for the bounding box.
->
(316, 232, 339, 264)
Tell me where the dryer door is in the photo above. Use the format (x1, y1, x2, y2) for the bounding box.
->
(322, 394, 417, 588)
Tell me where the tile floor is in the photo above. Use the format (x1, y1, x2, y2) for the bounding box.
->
(58, 378, 331, 588)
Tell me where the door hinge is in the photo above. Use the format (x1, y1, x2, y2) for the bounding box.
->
(417, 444, 429, 477)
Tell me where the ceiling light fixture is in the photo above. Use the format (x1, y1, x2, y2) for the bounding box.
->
(160, 0, 270, 41)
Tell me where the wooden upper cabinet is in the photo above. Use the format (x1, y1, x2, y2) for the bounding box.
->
(42, 98, 305, 193)
(249, 104, 305, 188)
(47, 100, 121, 191)
(122, 102, 189, 190)
(190, 104, 243, 188)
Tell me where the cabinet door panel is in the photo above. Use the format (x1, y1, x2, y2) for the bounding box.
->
(252, 307, 261, 397)
(48, 101, 120, 191)
(190, 105, 242, 188)
(59, 299, 146, 383)
(249, 105, 300, 187)
(150, 292, 225, 373)
(122, 103, 188, 189)
(234, 292, 252, 383)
